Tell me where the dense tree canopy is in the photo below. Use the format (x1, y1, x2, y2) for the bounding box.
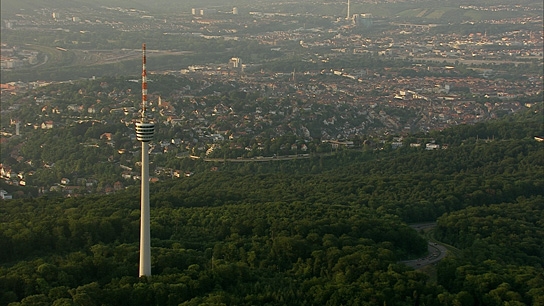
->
(1, 109, 543, 305)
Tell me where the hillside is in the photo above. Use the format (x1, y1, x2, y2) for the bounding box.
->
(1, 109, 543, 305)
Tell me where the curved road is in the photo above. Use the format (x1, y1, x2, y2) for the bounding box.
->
(399, 222, 449, 269)
(400, 241, 448, 269)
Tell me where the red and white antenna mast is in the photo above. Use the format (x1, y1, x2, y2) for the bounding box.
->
(141, 43, 148, 120)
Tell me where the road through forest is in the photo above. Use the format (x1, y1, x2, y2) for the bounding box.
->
(399, 222, 451, 270)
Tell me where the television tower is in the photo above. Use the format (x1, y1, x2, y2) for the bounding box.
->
(135, 43, 154, 277)
(347, 0, 350, 20)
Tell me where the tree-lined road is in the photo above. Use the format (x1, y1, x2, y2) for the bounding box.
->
(400, 222, 449, 269)
(400, 241, 448, 269)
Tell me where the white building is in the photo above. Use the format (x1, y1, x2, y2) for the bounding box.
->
(0, 190, 12, 200)
(229, 57, 241, 69)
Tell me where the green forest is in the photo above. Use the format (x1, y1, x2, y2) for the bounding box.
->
(1, 109, 543, 305)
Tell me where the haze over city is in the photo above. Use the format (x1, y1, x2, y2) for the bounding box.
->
(0, 0, 543, 305)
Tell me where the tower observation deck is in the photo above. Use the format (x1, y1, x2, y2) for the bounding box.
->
(135, 122, 155, 142)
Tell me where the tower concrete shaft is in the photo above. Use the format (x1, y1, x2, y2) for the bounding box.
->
(139, 141, 151, 277)
(136, 43, 154, 277)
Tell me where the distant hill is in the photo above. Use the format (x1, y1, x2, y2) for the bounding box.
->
(0, 0, 249, 14)
(2, 0, 542, 17)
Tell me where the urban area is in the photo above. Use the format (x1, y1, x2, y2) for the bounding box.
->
(1, 1, 542, 198)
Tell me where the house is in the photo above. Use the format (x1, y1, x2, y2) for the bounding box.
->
(391, 142, 403, 149)
(41, 121, 54, 129)
(426, 143, 440, 150)
(86, 179, 97, 188)
(63, 186, 80, 196)
(163, 144, 176, 153)
(67, 104, 81, 112)
(1, 165, 16, 179)
(113, 181, 124, 191)
(88, 106, 97, 114)
(0, 190, 12, 200)
(100, 133, 113, 141)
(103, 185, 114, 194)
(328, 140, 354, 148)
